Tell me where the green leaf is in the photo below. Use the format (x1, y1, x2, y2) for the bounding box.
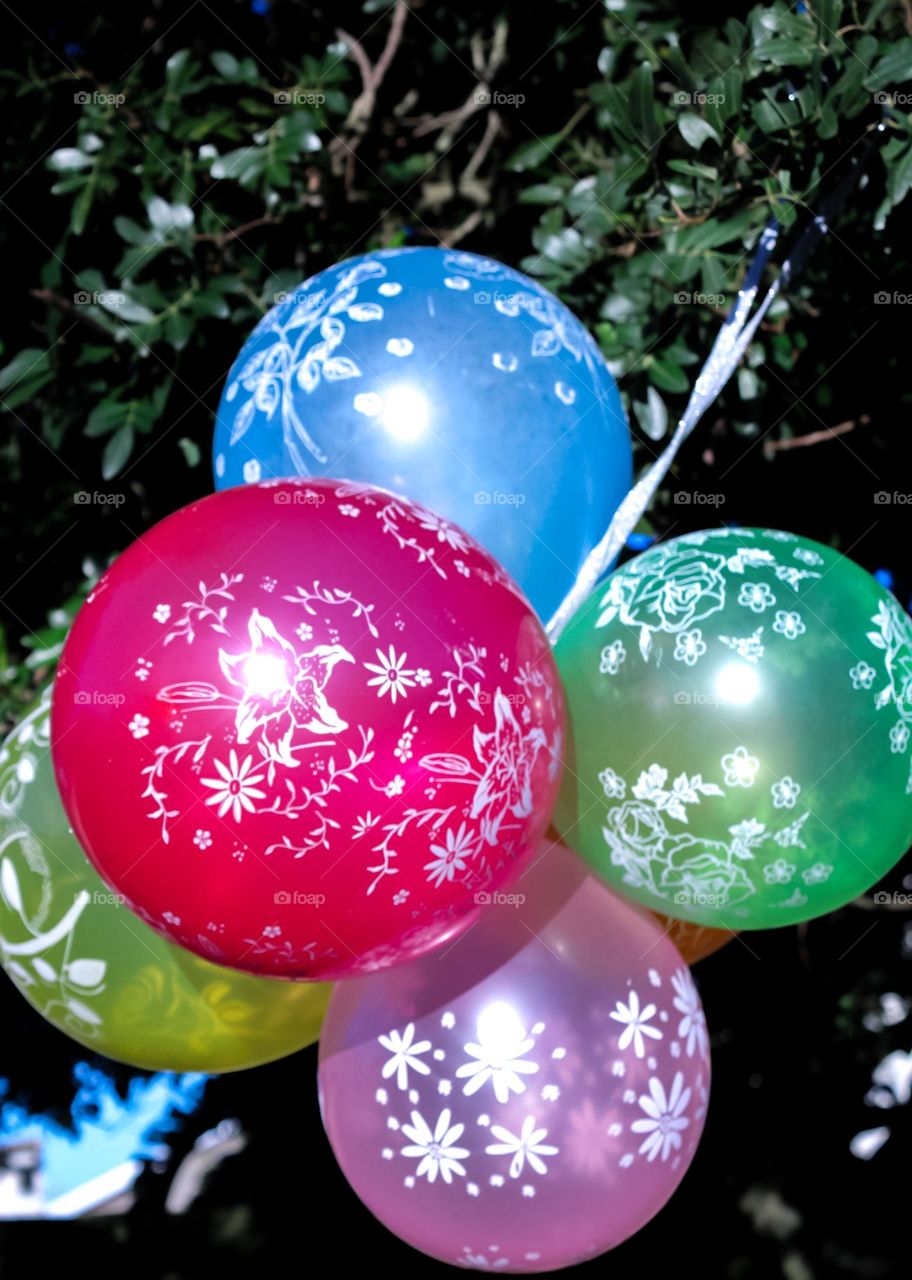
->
(47, 148, 93, 172)
(102, 425, 134, 479)
(0, 347, 50, 393)
(211, 51, 240, 79)
(505, 134, 562, 173)
(678, 114, 721, 149)
(865, 40, 912, 91)
(634, 386, 669, 440)
(178, 437, 202, 467)
(649, 356, 690, 393)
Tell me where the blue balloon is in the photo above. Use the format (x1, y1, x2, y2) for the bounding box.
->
(213, 248, 631, 622)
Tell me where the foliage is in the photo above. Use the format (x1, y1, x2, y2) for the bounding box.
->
(2, 0, 911, 720)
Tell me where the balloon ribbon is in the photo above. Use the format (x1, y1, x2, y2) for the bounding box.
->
(546, 125, 884, 643)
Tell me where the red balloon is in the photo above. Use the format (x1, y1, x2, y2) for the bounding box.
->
(52, 480, 564, 980)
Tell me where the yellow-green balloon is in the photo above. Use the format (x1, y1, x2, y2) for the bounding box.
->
(554, 527, 912, 930)
(0, 689, 330, 1071)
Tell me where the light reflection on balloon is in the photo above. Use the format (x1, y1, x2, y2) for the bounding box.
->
(212, 247, 631, 623)
(555, 527, 912, 929)
(52, 479, 565, 979)
(319, 842, 710, 1272)
(0, 690, 330, 1072)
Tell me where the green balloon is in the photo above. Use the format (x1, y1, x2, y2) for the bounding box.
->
(554, 528, 912, 929)
(0, 689, 330, 1071)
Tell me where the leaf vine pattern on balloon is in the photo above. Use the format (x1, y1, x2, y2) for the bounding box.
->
(221, 257, 388, 472)
(122, 483, 561, 950)
(218, 250, 595, 487)
(0, 692, 108, 1035)
(372, 965, 707, 1214)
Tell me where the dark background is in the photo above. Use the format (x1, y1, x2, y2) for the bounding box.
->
(2, 1, 911, 1275)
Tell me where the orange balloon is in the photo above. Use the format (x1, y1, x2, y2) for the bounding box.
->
(542, 828, 735, 965)
(651, 913, 736, 965)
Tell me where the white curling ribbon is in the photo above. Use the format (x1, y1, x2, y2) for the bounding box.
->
(546, 126, 882, 645)
(546, 228, 777, 645)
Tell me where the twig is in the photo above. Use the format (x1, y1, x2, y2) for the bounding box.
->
(412, 16, 509, 150)
(763, 416, 868, 458)
(194, 215, 279, 245)
(439, 208, 484, 248)
(332, 0, 410, 181)
(30, 289, 116, 337)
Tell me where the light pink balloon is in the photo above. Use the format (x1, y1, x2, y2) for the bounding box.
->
(319, 843, 711, 1272)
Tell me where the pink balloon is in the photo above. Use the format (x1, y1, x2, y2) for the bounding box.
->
(319, 843, 711, 1272)
(52, 478, 564, 980)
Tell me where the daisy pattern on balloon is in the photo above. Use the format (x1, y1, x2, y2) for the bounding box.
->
(364, 645, 416, 704)
(485, 1116, 558, 1178)
(630, 1072, 692, 1162)
(400, 1108, 470, 1184)
(456, 1004, 539, 1102)
(424, 823, 476, 888)
(610, 990, 663, 1058)
(671, 969, 708, 1058)
(379, 1022, 432, 1090)
(201, 751, 267, 822)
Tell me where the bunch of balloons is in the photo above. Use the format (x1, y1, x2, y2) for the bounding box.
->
(4, 246, 908, 1268)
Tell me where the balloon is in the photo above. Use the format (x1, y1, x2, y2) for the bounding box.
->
(52, 478, 564, 980)
(319, 841, 710, 1273)
(554, 527, 912, 929)
(0, 689, 329, 1072)
(651, 914, 735, 966)
(212, 247, 631, 624)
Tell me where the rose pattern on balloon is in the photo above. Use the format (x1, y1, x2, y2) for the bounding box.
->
(599, 756, 824, 914)
(857, 594, 912, 783)
(596, 529, 820, 663)
(556, 527, 912, 928)
(0, 692, 107, 1036)
(54, 479, 563, 978)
